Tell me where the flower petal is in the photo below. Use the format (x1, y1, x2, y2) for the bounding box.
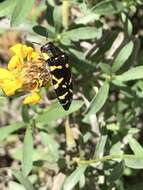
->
(8, 55, 22, 71)
(10, 44, 23, 56)
(31, 52, 40, 60)
(0, 68, 22, 96)
(23, 46, 33, 60)
(10, 44, 34, 59)
(23, 91, 41, 104)
(0, 79, 22, 96)
(0, 68, 14, 80)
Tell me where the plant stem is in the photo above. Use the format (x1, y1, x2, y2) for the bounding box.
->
(76, 154, 142, 165)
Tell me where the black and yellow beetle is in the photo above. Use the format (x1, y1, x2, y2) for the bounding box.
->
(41, 42, 73, 110)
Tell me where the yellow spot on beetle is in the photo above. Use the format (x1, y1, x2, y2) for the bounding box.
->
(52, 75, 64, 89)
(50, 65, 62, 71)
(59, 92, 68, 100)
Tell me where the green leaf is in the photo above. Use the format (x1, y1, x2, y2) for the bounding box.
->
(108, 162, 124, 182)
(110, 142, 123, 162)
(90, 134, 107, 167)
(99, 63, 111, 75)
(92, 0, 124, 15)
(22, 127, 33, 177)
(111, 79, 126, 87)
(69, 48, 96, 72)
(63, 166, 87, 190)
(83, 132, 92, 143)
(110, 142, 122, 155)
(124, 157, 143, 169)
(84, 82, 109, 121)
(11, 0, 35, 26)
(40, 132, 59, 162)
(69, 49, 86, 62)
(61, 27, 101, 42)
(53, 5, 62, 32)
(127, 136, 143, 157)
(94, 135, 107, 158)
(13, 170, 35, 190)
(114, 66, 143, 82)
(75, 13, 99, 24)
(121, 13, 133, 36)
(21, 105, 30, 123)
(33, 25, 50, 38)
(8, 181, 25, 190)
(0, 0, 18, 17)
(112, 41, 134, 72)
(35, 100, 84, 125)
(0, 122, 24, 142)
(75, 0, 124, 24)
(11, 146, 58, 163)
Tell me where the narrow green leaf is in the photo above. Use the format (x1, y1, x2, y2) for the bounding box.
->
(112, 41, 134, 72)
(62, 27, 101, 42)
(84, 82, 109, 120)
(127, 136, 143, 157)
(110, 142, 123, 162)
(40, 132, 59, 162)
(13, 170, 35, 190)
(108, 162, 124, 182)
(0, 122, 24, 142)
(35, 100, 84, 125)
(99, 63, 111, 75)
(8, 181, 25, 190)
(75, 13, 99, 24)
(33, 25, 50, 37)
(0, 0, 18, 17)
(53, 5, 62, 32)
(22, 127, 33, 177)
(63, 166, 87, 190)
(83, 132, 92, 143)
(127, 19, 133, 36)
(115, 66, 143, 82)
(75, 1, 124, 24)
(69, 48, 96, 72)
(94, 135, 107, 158)
(121, 13, 133, 36)
(11, 146, 58, 162)
(111, 79, 126, 87)
(110, 142, 122, 155)
(90, 134, 107, 167)
(11, 0, 35, 26)
(33, 24, 55, 38)
(21, 105, 30, 123)
(92, 0, 124, 15)
(124, 157, 143, 169)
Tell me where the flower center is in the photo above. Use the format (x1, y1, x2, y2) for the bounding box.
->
(20, 57, 50, 91)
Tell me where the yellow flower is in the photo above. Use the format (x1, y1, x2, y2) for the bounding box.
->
(0, 43, 50, 104)
(23, 91, 41, 104)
